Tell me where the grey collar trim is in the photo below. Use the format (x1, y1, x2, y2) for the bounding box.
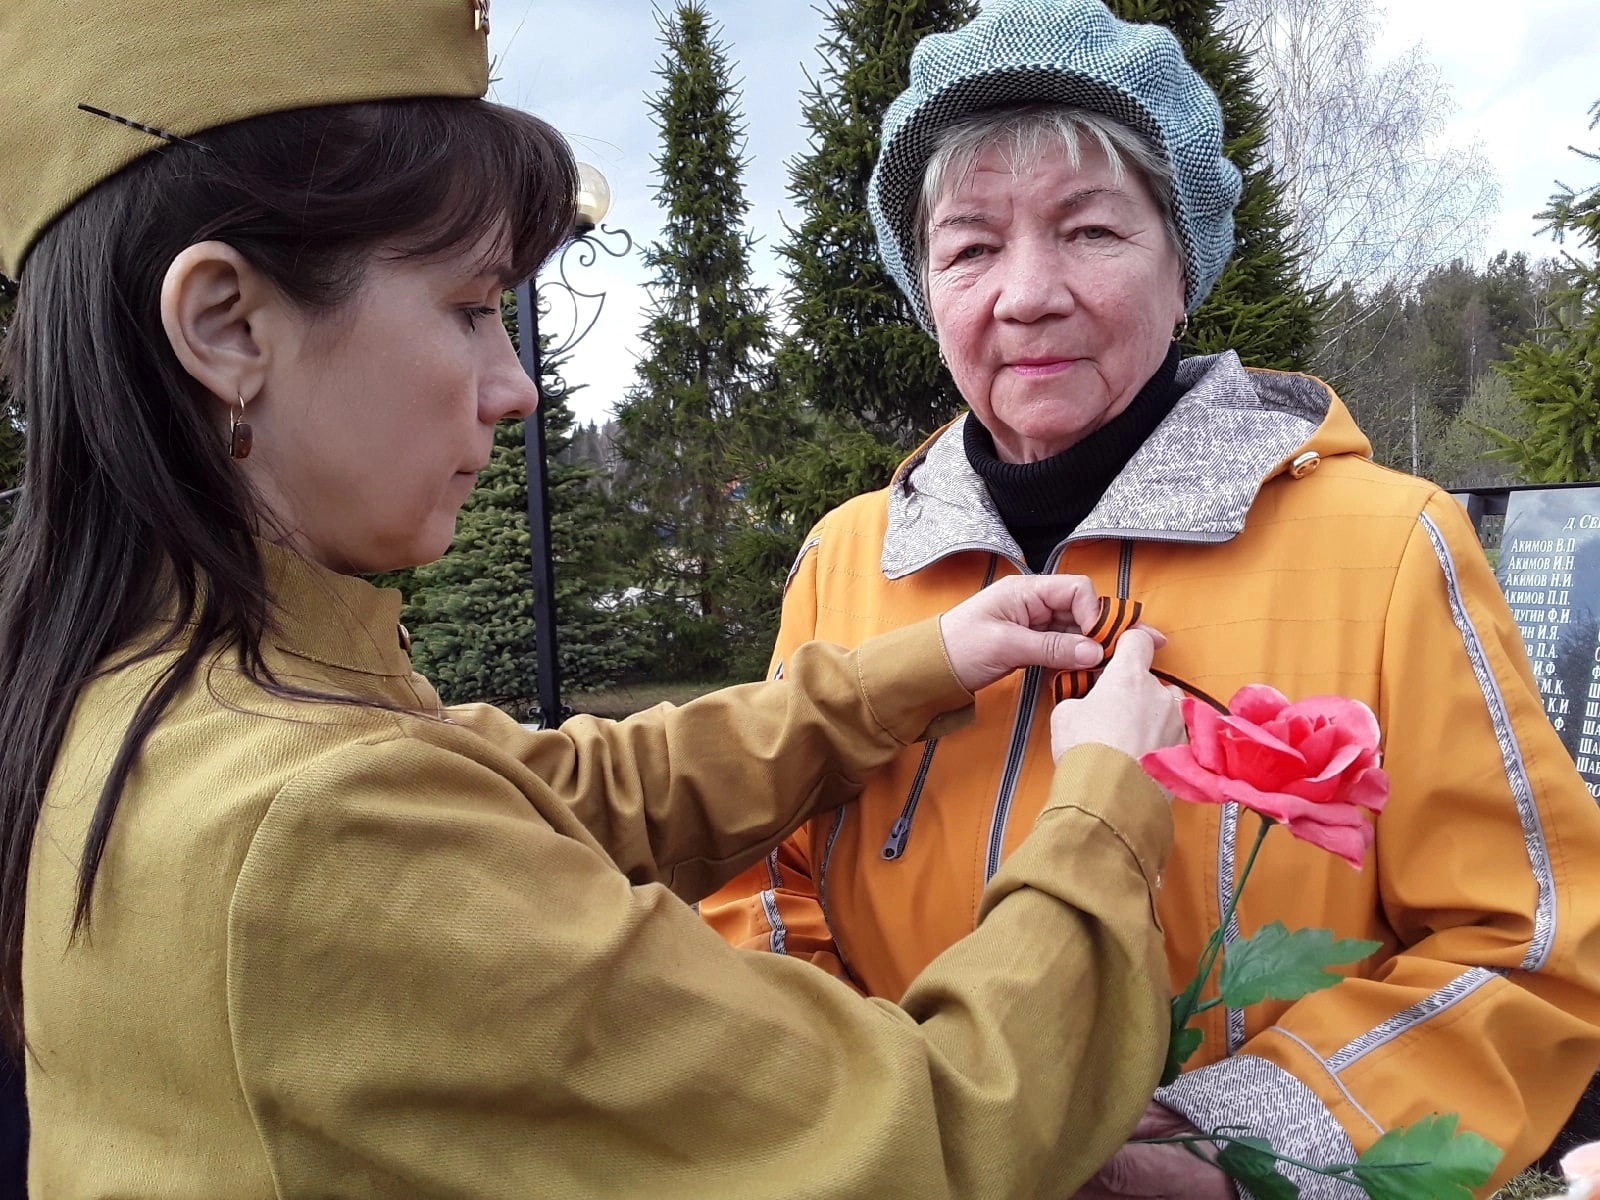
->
(881, 352, 1334, 580)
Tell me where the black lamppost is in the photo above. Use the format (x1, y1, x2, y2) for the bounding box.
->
(513, 162, 632, 729)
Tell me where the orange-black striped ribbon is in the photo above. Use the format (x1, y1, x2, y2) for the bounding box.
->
(1054, 596, 1144, 702)
(1051, 595, 1228, 712)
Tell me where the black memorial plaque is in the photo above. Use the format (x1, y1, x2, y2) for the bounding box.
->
(1494, 486, 1600, 801)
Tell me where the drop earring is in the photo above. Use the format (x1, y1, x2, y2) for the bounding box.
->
(229, 394, 253, 461)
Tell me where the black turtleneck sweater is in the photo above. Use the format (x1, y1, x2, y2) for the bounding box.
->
(964, 345, 1183, 572)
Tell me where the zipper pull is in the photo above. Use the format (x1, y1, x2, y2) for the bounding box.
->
(881, 817, 912, 860)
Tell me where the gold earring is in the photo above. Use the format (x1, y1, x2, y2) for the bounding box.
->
(1173, 316, 1190, 342)
(229, 394, 253, 461)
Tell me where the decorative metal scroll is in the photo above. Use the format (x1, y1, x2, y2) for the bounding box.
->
(533, 224, 633, 398)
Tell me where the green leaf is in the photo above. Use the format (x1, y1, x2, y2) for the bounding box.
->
(1216, 1136, 1301, 1200)
(1161, 1021, 1204, 1086)
(1351, 1114, 1502, 1200)
(1219, 922, 1381, 1008)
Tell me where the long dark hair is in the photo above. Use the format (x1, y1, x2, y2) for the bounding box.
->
(0, 98, 576, 1054)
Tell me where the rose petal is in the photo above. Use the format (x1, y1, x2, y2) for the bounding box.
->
(1283, 814, 1374, 869)
(1229, 684, 1291, 724)
(1219, 712, 1303, 758)
(1141, 745, 1229, 806)
(1301, 741, 1365, 785)
(1219, 726, 1308, 791)
(1283, 773, 1341, 804)
(1340, 766, 1391, 814)
(1292, 722, 1343, 773)
(1283, 712, 1318, 747)
(1562, 1141, 1600, 1185)
(1186, 698, 1228, 774)
(1216, 777, 1372, 828)
(1215, 779, 1295, 823)
(1282, 694, 1382, 750)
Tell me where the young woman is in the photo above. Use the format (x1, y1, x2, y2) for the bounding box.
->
(0, 2, 1184, 1194)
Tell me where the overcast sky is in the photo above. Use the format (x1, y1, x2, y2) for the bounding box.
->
(487, 0, 1600, 425)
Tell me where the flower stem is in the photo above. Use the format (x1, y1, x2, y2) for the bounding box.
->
(1171, 814, 1274, 1033)
(1134, 1133, 1355, 1179)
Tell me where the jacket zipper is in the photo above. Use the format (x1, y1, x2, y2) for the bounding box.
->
(880, 738, 940, 860)
(981, 548, 1061, 884)
(984, 664, 1045, 882)
(816, 805, 865, 990)
(981, 539, 1137, 884)
(883, 556, 999, 863)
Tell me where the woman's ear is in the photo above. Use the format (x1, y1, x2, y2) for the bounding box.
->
(158, 242, 281, 408)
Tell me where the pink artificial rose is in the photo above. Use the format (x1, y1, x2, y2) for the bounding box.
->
(1140, 685, 1390, 869)
(1562, 1140, 1600, 1199)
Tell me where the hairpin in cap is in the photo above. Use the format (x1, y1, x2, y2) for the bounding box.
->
(77, 104, 215, 155)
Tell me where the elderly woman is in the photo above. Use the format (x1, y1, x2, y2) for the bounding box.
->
(702, 0, 1600, 1195)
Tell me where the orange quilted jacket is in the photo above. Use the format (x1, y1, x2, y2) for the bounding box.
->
(702, 353, 1600, 1196)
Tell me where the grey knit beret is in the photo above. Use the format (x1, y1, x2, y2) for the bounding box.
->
(869, 0, 1243, 329)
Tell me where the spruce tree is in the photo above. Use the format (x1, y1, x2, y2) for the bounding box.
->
(776, 0, 977, 451)
(612, 1, 776, 677)
(1109, 0, 1319, 370)
(726, 0, 977, 627)
(404, 297, 645, 713)
(1494, 101, 1600, 483)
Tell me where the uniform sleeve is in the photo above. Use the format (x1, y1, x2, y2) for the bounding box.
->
(447, 606, 970, 905)
(1158, 490, 1600, 1196)
(226, 737, 1176, 1199)
(698, 532, 855, 981)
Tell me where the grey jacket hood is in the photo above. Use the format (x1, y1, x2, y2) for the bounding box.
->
(881, 352, 1369, 579)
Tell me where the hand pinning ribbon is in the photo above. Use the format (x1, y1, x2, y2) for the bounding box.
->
(1054, 596, 1146, 702)
(1052, 595, 1226, 711)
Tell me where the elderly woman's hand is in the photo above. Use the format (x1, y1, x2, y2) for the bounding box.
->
(1072, 1101, 1238, 1200)
(938, 574, 1108, 693)
(1050, 627, 1186, 763)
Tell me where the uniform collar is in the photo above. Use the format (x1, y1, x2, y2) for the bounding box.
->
(259, 542, 413, 677)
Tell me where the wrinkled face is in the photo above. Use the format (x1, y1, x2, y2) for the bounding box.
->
(250, 237, 538, 574)
(925, 139, 1187, 463)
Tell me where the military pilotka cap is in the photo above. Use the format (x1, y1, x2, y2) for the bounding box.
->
(0, 0, 495, 279)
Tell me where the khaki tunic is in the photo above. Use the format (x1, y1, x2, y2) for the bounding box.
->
(25, 545, 1171, 1198)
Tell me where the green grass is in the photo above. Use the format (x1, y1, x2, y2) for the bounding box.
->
(1494, 1168, 1564, 1198)
(566, 679, 734, 720)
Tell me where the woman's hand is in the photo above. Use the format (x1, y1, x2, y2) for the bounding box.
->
(1051, 627, 1185, 763)
(939, 574, 1106, 693)
(1072, 1101, 1238, 1200)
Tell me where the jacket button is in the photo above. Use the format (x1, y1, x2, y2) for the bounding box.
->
(1290, 451, 1321, 479)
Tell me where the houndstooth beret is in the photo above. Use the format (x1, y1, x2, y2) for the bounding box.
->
(869, 0, 1243, 329)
